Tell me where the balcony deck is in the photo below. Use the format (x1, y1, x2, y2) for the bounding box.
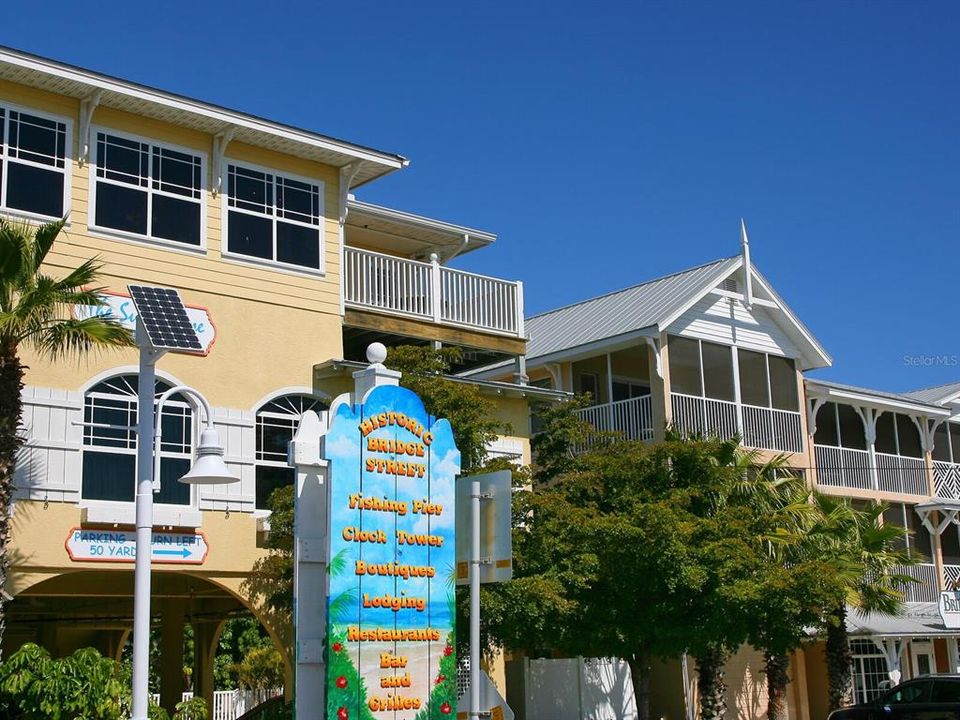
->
(343, 246, 524, 339)
(814, 444, 933, 496)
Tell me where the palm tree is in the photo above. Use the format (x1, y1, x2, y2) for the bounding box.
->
(813, 495, 913, 711)
(0, 216, 133, 653)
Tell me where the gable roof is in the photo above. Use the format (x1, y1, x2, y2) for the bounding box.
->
(523, 255, 831, 370)
(525, 257, 738, 360)
(904, 382, 960, 406)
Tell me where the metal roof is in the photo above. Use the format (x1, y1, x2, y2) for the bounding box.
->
(524, 257, 739, 360)
(0, 45, 407, 188)
(846, 603, 958, 638)
(805, 378, 951, 414)
(905, 382, 960, 406)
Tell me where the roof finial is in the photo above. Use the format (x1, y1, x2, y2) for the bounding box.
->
(740, 218, 753, 309)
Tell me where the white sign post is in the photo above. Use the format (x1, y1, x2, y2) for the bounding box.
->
(65, 527, 209, 564)
(455, 470, 513, 585)
(456, 669, 514, 720)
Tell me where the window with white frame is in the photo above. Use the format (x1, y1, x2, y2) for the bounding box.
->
(0, 105, 69, 219)
(82, 375, 193, 506)
(225, 163, 323, 270)
(91, 130, 204, 246)
(850, 638, 891, 704)
(255, 394, 327, 510)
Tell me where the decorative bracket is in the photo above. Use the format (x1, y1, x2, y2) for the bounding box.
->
(644, 336, 663, 379)
(211, 127, 237, 197)
(916, 505, 960, 535)
(854, 406, 882, 445)
(339, 161, 363, 225)
(913, 415, 946, 455)
(807, 397, 827, 437)
(77, 90, 103, 167)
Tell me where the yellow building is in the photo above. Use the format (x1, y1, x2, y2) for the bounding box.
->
(0, 46, 551, 715)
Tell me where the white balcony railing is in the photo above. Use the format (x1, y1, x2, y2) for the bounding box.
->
(741, 404, 804, 454)
(896, 563, 940, 603)
(944, 563, 960, 589)
(343, 247, 524, 337)
(576, 396, 655, 448)
(670, 393, 803, 454)
(934, 461, 960, 500)
(876, 452, 928, 496)
(814, 445, 873, 490)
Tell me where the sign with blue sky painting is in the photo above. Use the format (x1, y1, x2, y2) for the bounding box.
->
(324, 384, 460, 720)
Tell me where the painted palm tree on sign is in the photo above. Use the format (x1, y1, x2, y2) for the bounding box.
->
(0, 216, 134, 655)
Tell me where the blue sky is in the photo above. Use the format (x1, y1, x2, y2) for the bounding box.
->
(2, 1, 957, 392)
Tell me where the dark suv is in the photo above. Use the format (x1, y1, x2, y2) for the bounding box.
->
(829, 676, 960, 720)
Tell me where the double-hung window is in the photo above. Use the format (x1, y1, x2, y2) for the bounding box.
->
(225, 163, 323, 271)
(0, 104, 69, 219)
(92, 130, 204, 247)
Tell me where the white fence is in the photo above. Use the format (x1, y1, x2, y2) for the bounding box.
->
(876, 452, 928, 495)
(507, 657, 637, 720)
(576, 396, 654, 447)
(670, 393, 803, 453)
(343, 246, 523, 336)
(152, 688, 281, 720)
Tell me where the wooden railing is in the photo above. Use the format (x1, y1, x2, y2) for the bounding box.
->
(670, 393, 803, 453)
(575, 396, 654, 448)
(343, 247, 524, 337)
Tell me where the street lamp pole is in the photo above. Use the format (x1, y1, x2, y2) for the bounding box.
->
(130, 369, 237, 720)
(131, 345, 160, 720)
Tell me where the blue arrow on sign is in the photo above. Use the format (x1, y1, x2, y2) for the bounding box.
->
(155, 548, 191, 558)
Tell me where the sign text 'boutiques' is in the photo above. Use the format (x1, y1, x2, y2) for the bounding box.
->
(325, 385, 460, 720)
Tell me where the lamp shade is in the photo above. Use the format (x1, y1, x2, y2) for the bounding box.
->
(179, 427, 239, 485)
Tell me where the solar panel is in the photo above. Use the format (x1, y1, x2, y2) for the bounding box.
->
(127, 285, 203, 353)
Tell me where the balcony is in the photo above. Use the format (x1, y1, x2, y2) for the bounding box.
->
(343, 247, 524, 338)
(575, 396, 655, 448)
(897, 563, 940, 603)
(670, 393, 804, 453)
(814, 445, 929, 496)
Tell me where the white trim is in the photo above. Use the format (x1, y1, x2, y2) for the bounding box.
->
(221, 157, 326, 275)
(87, 124, 208, 252)
(0, 99, 73, 222)
(250, 386, 324, 413)
(79, 366, 187, 394)
(0, 47, 406, 172)
(806, 384, 952, 418)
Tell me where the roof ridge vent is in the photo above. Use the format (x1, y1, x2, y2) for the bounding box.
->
(721, 277, 739, 293)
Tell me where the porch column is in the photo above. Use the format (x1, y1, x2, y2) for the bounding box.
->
(856, 407, 882, 491)
(918, 417, 946, 591)
(948, 638, 960, 673)
(192, 619, 223, 715)
(873, 637, 903, 686)
(651, 332, 670, 442)
(159, 599, 186, 715)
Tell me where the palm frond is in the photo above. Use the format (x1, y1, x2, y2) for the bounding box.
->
(31, 316, 133, 359)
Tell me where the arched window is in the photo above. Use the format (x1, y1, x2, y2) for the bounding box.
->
(255, 394, 327, 510)
(82, 375, 194, 506)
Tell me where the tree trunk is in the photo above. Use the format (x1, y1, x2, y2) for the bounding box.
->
(628, 655, 651, 720)
(697, 645, 729, 720)
(826, 604, 854, 711)
(765, 651, 790, 720)
(0, 342, 24, 660)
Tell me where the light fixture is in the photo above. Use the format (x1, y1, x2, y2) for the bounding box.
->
(179, 427, 236, 485)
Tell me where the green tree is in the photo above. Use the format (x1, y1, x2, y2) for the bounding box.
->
(0, 217, 133, 652)
(388, 345, 506, 472)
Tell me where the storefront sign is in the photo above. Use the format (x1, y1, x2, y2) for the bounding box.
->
(74, 291, 216, 355)
(324, 385, 460, 720)
(65, 527, 209, 564)
(940, 591, 960, 629)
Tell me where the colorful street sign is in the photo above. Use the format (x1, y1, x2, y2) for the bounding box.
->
(324, 384, 460, 720)
(74, 291, 217, 355)
(64, 527, 209, 564)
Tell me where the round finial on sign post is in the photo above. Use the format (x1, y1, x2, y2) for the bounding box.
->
(366, 342, 388, 366)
